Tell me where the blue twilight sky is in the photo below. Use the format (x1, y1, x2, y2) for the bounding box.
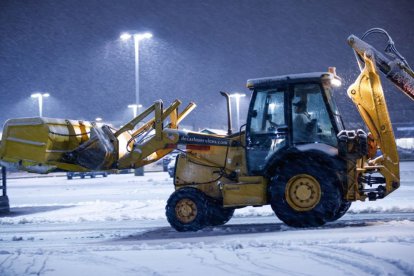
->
(0, 0, 413, 129)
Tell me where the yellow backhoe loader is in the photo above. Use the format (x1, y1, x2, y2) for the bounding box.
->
(0, 28, 413, 231)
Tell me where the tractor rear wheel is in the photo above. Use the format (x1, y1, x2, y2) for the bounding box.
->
(166, 187, 210, 232)
(269, 160, 342, 227)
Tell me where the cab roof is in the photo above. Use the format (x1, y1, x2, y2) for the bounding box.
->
(246, 72, 332, 89)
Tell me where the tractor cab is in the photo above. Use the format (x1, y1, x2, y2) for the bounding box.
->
(245, 71, 344, 174)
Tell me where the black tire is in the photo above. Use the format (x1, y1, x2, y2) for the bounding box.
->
(91, 174, 96, 178)
(327, 200, 351, 222)
(80, 175, 85, 179)
(67, 175, 73, 180)
(103, 173, 108, 177)
(207, 200, 234, 226)
(269, 159, 342, 228)
(166, 187, 210, 232)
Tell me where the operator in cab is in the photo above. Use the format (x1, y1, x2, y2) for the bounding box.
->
(293, 100, 317, 143)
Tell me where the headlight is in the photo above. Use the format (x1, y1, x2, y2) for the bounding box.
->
(331, 77, 342, 87)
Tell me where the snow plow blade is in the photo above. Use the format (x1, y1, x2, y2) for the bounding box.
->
(0, 117, 93, 173)
(0, 100, 196, 173)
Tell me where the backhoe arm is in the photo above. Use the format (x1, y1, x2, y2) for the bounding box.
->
(348, 30, 414, 101)
(346, 53, 399, 198)
(343, 29, 413, 200)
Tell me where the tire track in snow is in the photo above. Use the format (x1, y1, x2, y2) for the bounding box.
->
(186, 249, 235, 275)
(201, 249, 243, 275)
(0, 254, 13, 275)
(295, 243, 412, 276)
(36, 256, 49, 276)
(209, 248, 268, 276)
(320, 244, 414, 276)
(0, 252, 21, 276)
(234, 249, 309, 276)
(188, 247, 269, 276)
(296, 246, 380, 275)
(23, 255, 37, 275)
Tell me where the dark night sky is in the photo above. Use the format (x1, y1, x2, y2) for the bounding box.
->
(0, 0, 413, 130)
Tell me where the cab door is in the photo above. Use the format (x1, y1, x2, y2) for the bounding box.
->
(246, 87, 288, 174)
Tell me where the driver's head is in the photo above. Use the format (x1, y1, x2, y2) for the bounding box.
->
(293, 101, 307, 113)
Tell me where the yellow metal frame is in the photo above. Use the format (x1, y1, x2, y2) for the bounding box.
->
(117, 100, 196, 169)
(346, 53, 400, 200)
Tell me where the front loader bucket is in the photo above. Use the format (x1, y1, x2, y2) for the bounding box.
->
(63, 125, 118, 170)
(0, 100, 196, 174)
(0, 117, 92, 173)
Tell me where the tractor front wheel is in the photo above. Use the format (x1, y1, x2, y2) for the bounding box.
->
(166, 187, 210, 232)
(207, 201, 234, 226)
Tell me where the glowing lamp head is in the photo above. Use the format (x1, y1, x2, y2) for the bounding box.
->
(229, 93, 246, 99)
(134, 32, 153, 40)
(120, 33, 132, 41)
(31, 92, 49, 98)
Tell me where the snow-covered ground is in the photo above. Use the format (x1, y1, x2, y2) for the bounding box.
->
(0, 162, 413, 275)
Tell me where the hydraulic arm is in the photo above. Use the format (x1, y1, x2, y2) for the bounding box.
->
(348, 28, 414, 101)
(343, 29, 414, 201)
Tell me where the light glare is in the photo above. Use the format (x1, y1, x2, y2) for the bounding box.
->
(120, 33, 132, 41)
(229, 93, 246, 99)
(331, 78, 342, 87)
(31, 92, 49, 98)
(134, 32, 153, 40)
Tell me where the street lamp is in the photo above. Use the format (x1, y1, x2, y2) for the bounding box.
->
(230, 93, 246, 130)
(31, 92, 50, 117)
(120, 32, 153, 107)
(128, 104, 143, 118)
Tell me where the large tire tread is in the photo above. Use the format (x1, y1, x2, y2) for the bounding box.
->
(327, 200, 351, 222)
(207, 200, 234, 226)
(270, 158, 343, 228)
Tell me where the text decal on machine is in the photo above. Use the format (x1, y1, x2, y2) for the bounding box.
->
(178, 134, 230, 146)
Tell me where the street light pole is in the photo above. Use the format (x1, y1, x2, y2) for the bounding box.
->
(120, 32, 152, 108)
(121, 32, 152, 177)
(31, 92, 50, 117)
(134, 35, 140, 106)
(230, 93, 246, 130)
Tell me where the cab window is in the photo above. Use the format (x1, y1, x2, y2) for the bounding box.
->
(292, 83, 337, 146)
(247, 89, 286, 173)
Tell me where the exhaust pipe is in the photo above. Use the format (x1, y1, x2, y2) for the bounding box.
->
(220, 91, 233, 135)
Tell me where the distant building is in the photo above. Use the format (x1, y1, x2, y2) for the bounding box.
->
(394, 123, 414, 139)
(199, 128, 227, 135)
(393, 123, 414, 160)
